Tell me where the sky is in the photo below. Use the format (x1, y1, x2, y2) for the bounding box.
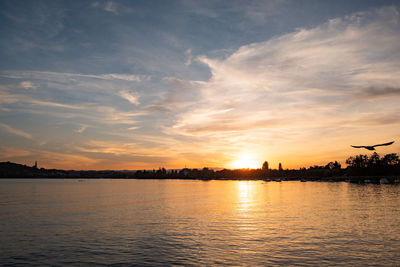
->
(1, 0, 400, 170)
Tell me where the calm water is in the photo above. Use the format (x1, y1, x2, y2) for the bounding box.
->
(0, 179, 399, 266)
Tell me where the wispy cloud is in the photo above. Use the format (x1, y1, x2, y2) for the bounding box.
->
(160, 6, 400, 165)
(363, 87, 400, 98)
(0, 91, 85, 110)
(20, 81, 37, 89)
(146, 77, 203, 113)
(0, 70, 148, 129)
(104, 1, 118, 14)
(93, 106, 145, 125)
(0, 147, 33, 159)
(184, 49, 193, 66)
(128, 126, 140, 130)
(74, 125, 88, 133)
(75, 141, 138, 156)
(32, 150, 100, 170)
(0, 71, 147, 82)
(91, 1, 119, 15)
(119, 90, 140, 105)
(171, 6, 400, 133)
(0, 122, 32, 139)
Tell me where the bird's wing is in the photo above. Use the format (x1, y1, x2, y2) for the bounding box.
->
(351, 145, 364, 148)
(373, 141, 394, 147)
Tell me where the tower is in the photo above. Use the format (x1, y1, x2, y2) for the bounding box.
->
(262, 161, 269, 170)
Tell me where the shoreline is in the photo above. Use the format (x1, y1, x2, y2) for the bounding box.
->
(1, 161, 400, 184)
(1, 176, 400, 184)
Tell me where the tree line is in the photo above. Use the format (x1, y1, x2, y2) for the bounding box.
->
(1, 153, 400, 180)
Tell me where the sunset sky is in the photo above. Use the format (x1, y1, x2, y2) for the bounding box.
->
(1, 0, 400, 170)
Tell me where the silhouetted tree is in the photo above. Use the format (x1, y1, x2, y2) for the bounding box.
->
(345, 153, 400, 176)
(367, 152, 380, 168)
(346, 154, 368, 169)
(382, 153, 399, 166)
(325, 161, 341, 170)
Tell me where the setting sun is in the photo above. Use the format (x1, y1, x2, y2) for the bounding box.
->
(231, 153, 260, 169)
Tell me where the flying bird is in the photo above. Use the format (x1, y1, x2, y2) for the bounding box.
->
(351, 141, 395, 151)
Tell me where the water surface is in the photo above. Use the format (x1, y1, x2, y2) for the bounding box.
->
(1, 179, 399, 265)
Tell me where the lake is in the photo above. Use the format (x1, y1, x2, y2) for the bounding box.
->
(0, 179, 399, 266)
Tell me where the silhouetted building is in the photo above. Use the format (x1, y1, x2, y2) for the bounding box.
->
(278, 162, 283, 171)
(33, 161, 37, 169)
(180, 168, 190, 176)
(262, 161, 269, 170)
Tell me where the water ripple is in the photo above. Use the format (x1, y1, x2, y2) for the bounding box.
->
(0, 180, 399, 266)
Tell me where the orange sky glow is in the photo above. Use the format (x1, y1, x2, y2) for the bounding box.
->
(1, 3, 400, 170)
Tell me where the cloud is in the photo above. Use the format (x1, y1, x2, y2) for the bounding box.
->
(184, 49, 193, 66)
(0, 122, 32, 139)
(31, 150, 100, 170)
(73, 140, 174, 168)
(0, 70, 148, 127)
(20, 81, 37, 89)
(160, 6, 400, 165)
(363, 87, 400, 98)
(74, 125, 88, 133)
(338, 111, 400, 126)
(104, 1, 118, 14)
(0, 147, 33, 159)
(119, 90, 140, 105)
(146, 77, 203, 113)
(170, 6, 400, 134)
(91, 1, 119, 15)
(0, 91, 84, 110)
(92, 106, 146, 125)
(241, 0, 287, 25)
(0, 71, 146, 82)
(76, 141, 138, 156)
(100, 73, 144, 81)
(128, 126, 140, 130)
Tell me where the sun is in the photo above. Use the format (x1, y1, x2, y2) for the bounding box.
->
(230, 153, 259, 169)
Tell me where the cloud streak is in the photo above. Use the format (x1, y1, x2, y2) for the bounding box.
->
(0, 122, 32, 139)
(74, 125, 88, 133)
(91, 1, 119, 15)
(0, 91, 85, 110)
(20, 81, 37, 89)
(0, 71, 147, 82)
(119, 90, 140, 105)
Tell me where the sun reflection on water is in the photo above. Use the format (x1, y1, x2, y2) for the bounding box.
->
(237, 181, 254, 212)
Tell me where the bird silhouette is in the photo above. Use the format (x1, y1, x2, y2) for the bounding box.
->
(351, 141, 394, 151)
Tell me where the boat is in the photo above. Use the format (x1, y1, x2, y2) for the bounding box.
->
(380, 178, 389, 184)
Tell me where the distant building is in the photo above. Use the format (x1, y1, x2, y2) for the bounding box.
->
(33, 161, 37, 169)
(262, 161, 269, 170)
(278, 162, 283, 171)
(180, 168, 190, 176)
